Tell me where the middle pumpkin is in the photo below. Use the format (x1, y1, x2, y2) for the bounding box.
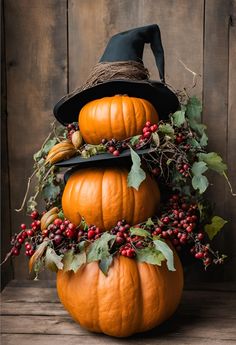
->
(62, 166, 160, 231)
(79, 95, 159, 144)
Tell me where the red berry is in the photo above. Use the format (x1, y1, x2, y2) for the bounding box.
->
(136, 241, 143, 248)
(60, 224, 66, 231)
(108, 146, 115, 153)
(54, 218, 62, 227)
(25, 244, 31, 251)
(163, 216, 170, 224)
(25, 250, 30, 256)
(121, 250, 127, 256)
(167, 229, 173, 236)
(12, 247, 20, 256)
(142, 127, 149, 133)
(21, 224, 27, 230)
(145, 121, 151, 127)
(29, 249, 35, 256)
(65, 229, 74, 239)
(161, 231, 168, 238)
(119, 226, 126, 232)
(195, 252, 204, 259)
(88, 230, 95, 240)
(186, 226, 193, 233)
(21, 231, 27, 239)
(95, 227, 101, 234)
(143, 131, 151, 139)
(116, 236, 124, 244)
(127, 249, 135, 258)
(31, 211, 39, 220)
(113, 150, 120, 156)
(155, 227, 162, 235)
(54, 235, 63, 246)
(27, 230, 34, 237)
(68, 223, 76, 231)
(197, 233, 204, 240)
(18, 237, 24, 244)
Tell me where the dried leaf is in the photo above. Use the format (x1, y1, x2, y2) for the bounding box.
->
(29, 240, 49, 273)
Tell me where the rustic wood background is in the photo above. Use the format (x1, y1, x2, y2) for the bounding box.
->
(1, 0, 236, 286)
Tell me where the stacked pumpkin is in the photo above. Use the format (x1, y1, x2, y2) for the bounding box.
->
(57, 95, 183, 337)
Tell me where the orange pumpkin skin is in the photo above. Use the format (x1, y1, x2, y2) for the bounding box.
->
(62, 166, 160, 230)
(57, 254, 183, 337)
(78, 95, 159, 144)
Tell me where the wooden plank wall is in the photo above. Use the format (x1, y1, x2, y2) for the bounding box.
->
(2, 0, 236, 284)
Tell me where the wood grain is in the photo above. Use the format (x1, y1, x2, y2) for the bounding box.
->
(4, 0, 68, 280)
(68, 0, 204, 98)
(1, 0, 13, 290)
(203, 0, 236, 281)
(1, 282, 236, 345)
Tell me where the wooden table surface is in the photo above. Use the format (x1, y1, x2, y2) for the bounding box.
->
(1, 280, 236, 345)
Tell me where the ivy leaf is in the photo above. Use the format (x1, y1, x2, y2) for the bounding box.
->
(129, 135, 141, 146)
(127, 147, 146, 190)
(186, 96, 202, 121)
(197, 152, 227, 175)
(172, 110, 186, 127)
(204, 216, 228, 240)
(158, 123, 175, 137)
(192, 161, 208, 176)
(191, 161, 209, 194)
(187, 138, 201, 149)
(192, 175, 209, 194)
(153, 240, 175, 271)
(63, 248, 86, 273)
(99, 256, 113, 275)
(146, 217, 154, 226)
(42, 184, 61, 200)
(45, 247, 63, 272)
(199, 131, 208, 147)
(136, 246, 165, 266)
(87, 233, 116, 263)
(130, 227, 150, 237)
(152, 132, 160, 147)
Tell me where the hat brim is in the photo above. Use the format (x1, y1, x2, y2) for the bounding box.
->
(55, 147, 154, 169)
(53, 79, 179, 125)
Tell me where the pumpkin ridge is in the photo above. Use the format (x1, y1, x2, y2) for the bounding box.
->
(121, 96, 127, 138)
(100, 169, 106, 230)
(129, 97, 137, 135)
(139, 98, 148, 123)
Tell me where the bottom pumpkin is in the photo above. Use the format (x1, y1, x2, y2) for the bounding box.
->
(57, 253, 183, 337)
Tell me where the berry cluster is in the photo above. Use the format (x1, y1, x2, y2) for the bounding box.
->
(176, 162, 190, 178)
(10, 211, 41, 257)
(66, 123, 79, 140)
(101, 138, 128, 156)
(86, 225, 102, 240)
(135, 121, 158, 149)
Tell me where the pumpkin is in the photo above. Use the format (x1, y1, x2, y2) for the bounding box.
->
(57, 253, 183, 337)
(78, 95, 159, 144)
(62, 166, 160, 230)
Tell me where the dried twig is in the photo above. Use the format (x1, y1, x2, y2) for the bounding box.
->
(178, 59, 200, 89)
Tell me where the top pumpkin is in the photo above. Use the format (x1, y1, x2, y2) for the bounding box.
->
(79, 95, 159, 144)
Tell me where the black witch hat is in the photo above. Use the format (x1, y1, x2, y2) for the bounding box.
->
(53, 24, 179, 125)
(54, 24, 179, 168)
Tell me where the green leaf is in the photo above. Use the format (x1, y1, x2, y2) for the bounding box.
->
(204, 216, 228, 240)
(87, 232, 116, 263)
(172, 110, 186, 127)
(129, 135, 141, 146)
(136, 246, 165, 266)
(158, 123, 175, 137)
(152, 132, 160, 147)
(192, 161, 208, 176)
(99, 256, 113, 275)
(192, 175, 209, 194)
(187, 138, 202, 149)
(191, 161, 209, 193)
(199, 131, 208, 147)
(57, 210, 64, 220)
(62, 248, 86, 273)
(130, 227, 150, 237)
(186, 96, 202, 121)
(146, 217, 154, 226)
(127, 147, 146, 190)
(42, 184, 61, 200)
(153, 240, 176, 271)
(197, 152, 227, 175)
(45, 247, 63, 272)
